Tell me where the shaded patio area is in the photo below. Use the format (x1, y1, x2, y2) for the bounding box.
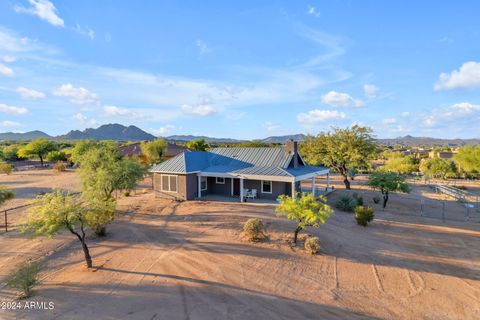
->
(195, 194, 279, 205)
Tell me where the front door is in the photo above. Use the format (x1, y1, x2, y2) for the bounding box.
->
(233, 178, 240, 196)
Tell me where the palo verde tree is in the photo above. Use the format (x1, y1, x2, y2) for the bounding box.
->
(367, 172, 411, 209)
(300, 125, 377, 189)
(23, 190, 115, 268)
(419, 157, 457, 180)
(276, 193, 333, 244)
(381, 152, 418, 175)
(71, 141, 144, 235)
(186, 138, 209, 151)
(453, 145, 480, 178)
(140, 138, 168, 164)
(17, 138, 55, 167)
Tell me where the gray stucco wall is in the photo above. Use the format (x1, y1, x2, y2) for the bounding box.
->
(243, 179, 290, 200)
(154, 173, 197, 200)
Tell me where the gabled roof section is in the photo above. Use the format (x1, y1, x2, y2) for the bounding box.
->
(209, 147, 292, 168)
(150, 151, 211, 173)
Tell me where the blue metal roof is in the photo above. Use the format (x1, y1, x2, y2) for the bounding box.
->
(150, 147, 328, 178)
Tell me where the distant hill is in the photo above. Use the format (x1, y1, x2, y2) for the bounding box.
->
(376, 135, 480, 147)
(261, 134, 307, 144)
(165, 135, 244, 143)
(58, 124, 156, 141)
(0, 130, 52, 141)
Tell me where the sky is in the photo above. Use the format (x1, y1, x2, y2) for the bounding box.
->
(0, 0, 480, 139)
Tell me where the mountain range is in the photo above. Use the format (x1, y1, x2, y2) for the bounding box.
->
(0, 124, 479, 146)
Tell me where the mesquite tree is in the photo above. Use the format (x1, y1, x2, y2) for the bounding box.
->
(300, 126, 377, 189)
(276, 193, 333, 244)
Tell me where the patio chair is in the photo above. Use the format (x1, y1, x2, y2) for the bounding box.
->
(249, 189, 257, 199)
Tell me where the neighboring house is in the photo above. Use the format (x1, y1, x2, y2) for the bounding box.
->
(119, 142, 191, 159)
(150, 140, 330, 202)
(428, 150, 456, 160)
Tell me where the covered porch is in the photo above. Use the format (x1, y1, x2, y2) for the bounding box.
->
(196, 169, 330, 202)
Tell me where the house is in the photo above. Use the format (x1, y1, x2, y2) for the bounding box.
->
(150, 140, 330, 202)
(119, 142, 192, 159)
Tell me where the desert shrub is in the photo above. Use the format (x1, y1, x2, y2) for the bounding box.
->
(243, 218, 265, 241)
(355, 206, 375, 227)
(0, 162, 13, 175)
(304, 237, 321, 254)
(335, 195, 356, 212)
(372, 196, 380, 204)
(356, 196, 364, 206)
(53, 161, 66, 172)
(123, 191, 131, 197)
(7, 261, 42, 299)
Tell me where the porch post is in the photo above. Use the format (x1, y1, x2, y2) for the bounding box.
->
(326, 172, 330, 191)
(312, 177, 315, 196)
(291, 180, 296, 199)
(198, 174, 202, 198)
(240, 178, 244, 202)
(231, 178, 234, 196)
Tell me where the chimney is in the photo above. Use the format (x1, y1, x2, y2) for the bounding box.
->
(285, 140, 299, 168)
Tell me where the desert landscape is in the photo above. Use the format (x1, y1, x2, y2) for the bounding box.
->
(1, 170, 479, 319)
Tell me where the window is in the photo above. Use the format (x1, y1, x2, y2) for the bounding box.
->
(216, 177, 225, 184)
(161, 174, 178, 192)
(262, 180, 272, 193)
(200, 176, 208, 191)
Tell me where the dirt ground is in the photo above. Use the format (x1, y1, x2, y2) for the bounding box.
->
(1, 171, 479, 319)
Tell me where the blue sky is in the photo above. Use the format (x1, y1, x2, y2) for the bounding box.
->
(0, 1, 480, 139)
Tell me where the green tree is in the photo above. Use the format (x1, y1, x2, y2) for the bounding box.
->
(23, 190, 115, 268)
(17, 138, 55, 166)
(419, 158, 457, 180)
(237, 140, 270, 147)
(382, 152, 418, 174)
(299, 126, 377, 189)
(0, 185, 14, 205)
(186, 139, 209, 151)
(140, 139, 168, 164)
(46, 150, 67, 162)
(367, 172, 410, 209)
(276, 193, 333, 244)
(453, 146, 480, 177)
(1, 144, 21, 161)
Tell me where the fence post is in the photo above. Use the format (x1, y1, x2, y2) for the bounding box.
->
(420, 200, 424, 217)
(4, 210, 7, 232)
(442, 202, 445, 223)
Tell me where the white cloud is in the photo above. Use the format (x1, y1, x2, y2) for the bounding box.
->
(422, 102, 480, 127)
(103, 105, 132, 116)
(263, 121, 280, 132)
(73, 113, 97, 126)
(0, 120, 21, 128)
(297, 109, 346, 124)
(14, 0, 64, 27)
(308, 6, 320, 17)
(0, 103, 29, 115)
(434, 61, 480, 90)
(1, 56, 16, 63)
(181, 103, 217, 116)
(73, 24, 95, 40)
(0, 64, 14, 76)
(195, 39, 211, 55)
(321, 91, 364, 108)
(16, 86, 46, 100)
(363, 84, 379, 98)
(400, 111, 410, 117)
(381, 118, 397, 125)
(53, 84, 97, 105)
(150, 124, 176, 135)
